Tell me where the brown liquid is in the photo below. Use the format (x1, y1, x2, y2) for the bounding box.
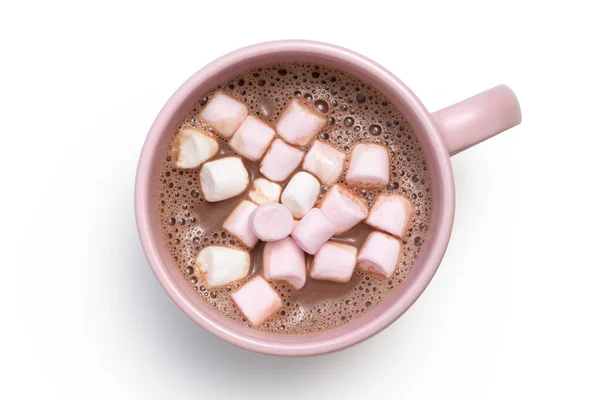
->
(157, 62, 432, 334)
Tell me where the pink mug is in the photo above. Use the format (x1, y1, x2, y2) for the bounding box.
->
(135, 40, 521, 356)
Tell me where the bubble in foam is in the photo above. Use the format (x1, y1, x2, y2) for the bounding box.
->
(258, 97, 274, 118)
(314, 99, 329, 113)
(369, 124, 382, 136)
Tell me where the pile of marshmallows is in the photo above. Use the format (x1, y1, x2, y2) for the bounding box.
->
(172, 93, 414, 327)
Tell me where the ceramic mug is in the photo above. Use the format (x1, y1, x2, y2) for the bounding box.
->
(135, 40, 521, 356)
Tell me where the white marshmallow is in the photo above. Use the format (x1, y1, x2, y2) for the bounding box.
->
(232, 276, 283, 326)
(366, 194, 414, 237)
(311, 241, 357, 283)
(280, 171, 320, 219)
(276, 99, 327, 146)
(249, 178, 281, 205)
(319, 184, 368, 235)
(222, 200, 259, 248)
(346, 143, 390, 188)
(263, 237, 307, 289)
(199, 157, 249, 202)
(259, 139, 305, 182)
(302, 140, 345, 185)
(200, 92, 248, 137)
(197, 246, 250, 288)
(229, 116, 276, 161)
(171, 127, 219, 169)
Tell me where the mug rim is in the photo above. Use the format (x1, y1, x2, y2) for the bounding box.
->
(135, 40, 455, 356)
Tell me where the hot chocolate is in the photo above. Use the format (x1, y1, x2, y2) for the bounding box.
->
(157, 62, 432, 334)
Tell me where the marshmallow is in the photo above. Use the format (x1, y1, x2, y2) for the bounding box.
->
(263, 237, 307, 289)
(319, 184, 368, 235)
(200, 92, 248, 137)
(171, 127, 219, 169)
(346, 143, 390, 188)
(229, 116, 276, 161)
(366, 194, 414, 238)
(223, 200, 259, 248)
(357, 231, 401, 278)
(197, 246, 250, 288)
(199, 157, 249, 202)
(280, 172, 320, 219)
(291, 208, 336, 254)
(249, 178, 281, 205)
(260, 139, 304, 182)
(276, 99, 327, 146)
(302, 140, 345, 185)
(311, 241, 357, 283)
(249, 203, 294, 242)
(232, 276, 283, 326)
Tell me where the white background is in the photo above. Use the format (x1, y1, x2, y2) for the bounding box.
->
(1, 1, 599, 399)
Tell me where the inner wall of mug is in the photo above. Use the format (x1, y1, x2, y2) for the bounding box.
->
(141, 45, 451, 351)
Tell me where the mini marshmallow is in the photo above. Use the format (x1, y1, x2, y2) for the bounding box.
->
(291, 208, 336, 254)
(302, 140, 345, 185)
(249, 178, 281, 205)
(223, 200, 259, 248)
(346, 143, 390, 188)
(171, 127, 219, 169)
(280, 172, 320, 219)
(200, 92, 248, 137)
(197, 246, 250, 288)
(249, 203, 294, 242)
(259, 139, 305, 182)
(232, 276, 283, 326)
(319, 184, 368, 235)
(357, 231, 401, 278)
(311, 241, 357, 283)
(229, 116, 276, 161)
(199, 157, 249, 202)
(263, 237, 306, 289)
(276, 99, 327, 146)
(366, 194, 414, 238)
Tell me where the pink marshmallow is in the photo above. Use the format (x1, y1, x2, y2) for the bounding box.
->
(319, 184, 368, 235)
(366, 194, 414, 237)
(249, 203, 294, 242)
(229, 116, 276, 161)
(259, 139, 305, 182)
(311, 241, 357, 283)
(357, 231, 402, 278)
(276, 99, 327, 146)
(232, 276, 283, 326)
(263, 237, 307, 289)
(222, 200, 259, 248)
(291, 208, 336, 255)
(200, 92, 248, 138)
(302, 140, 345, 185)
(346, 143, 390, 188)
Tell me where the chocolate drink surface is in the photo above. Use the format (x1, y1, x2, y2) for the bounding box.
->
(157, 62, 432, 334)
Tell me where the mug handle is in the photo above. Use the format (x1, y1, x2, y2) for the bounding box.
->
(431, 85, 522, 155)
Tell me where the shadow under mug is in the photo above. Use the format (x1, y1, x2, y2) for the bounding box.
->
(135, 40, 522, 356)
